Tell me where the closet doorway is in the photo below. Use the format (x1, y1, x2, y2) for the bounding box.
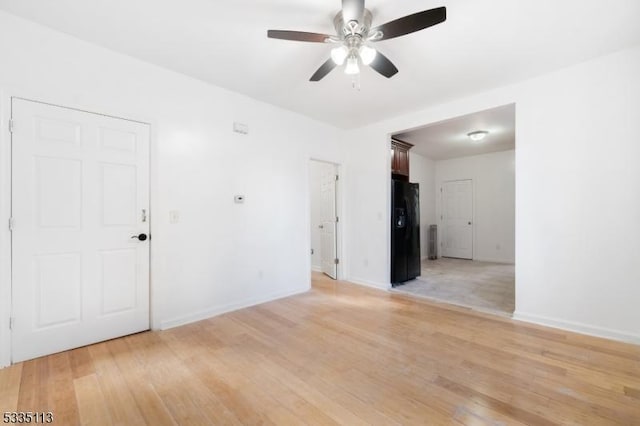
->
(309, 160, 341, 279)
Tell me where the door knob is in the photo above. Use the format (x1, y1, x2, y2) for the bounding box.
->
(319, 225, 324, 229)
(131, 233, 148, 241)
(468, 222, 472, 225)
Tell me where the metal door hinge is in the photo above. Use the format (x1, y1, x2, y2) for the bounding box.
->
(8, 120, 15, 133)
(8, 217, 14, 231)
(336, 216, 339, 223)
(9, 317, 14, 330)
(335, 175, 339, 181)
(334, 258, 340, 265)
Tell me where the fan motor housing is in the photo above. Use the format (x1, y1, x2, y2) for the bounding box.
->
(334, 8, 372, 39)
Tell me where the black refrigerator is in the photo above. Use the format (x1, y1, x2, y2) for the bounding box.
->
(391, 180, 421, 285)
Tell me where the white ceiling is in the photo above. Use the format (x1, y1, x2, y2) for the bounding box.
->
(395, 104, 515, 160)
(1, 0, 639, 129)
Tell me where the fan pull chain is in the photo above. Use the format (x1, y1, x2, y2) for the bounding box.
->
(351, 74, 361, 91)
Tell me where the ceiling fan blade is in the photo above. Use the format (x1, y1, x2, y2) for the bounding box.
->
(342, 0, 365, 23)
(267, 30, 332, 43)
(371, 7, 446, 41)
(310, 58, 338, 82)
(369, 51, 398, 78)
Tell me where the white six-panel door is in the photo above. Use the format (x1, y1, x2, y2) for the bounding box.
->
(320, 164, 338, 279)
(11, 98, 150, 363)
(442, 179, 473, 260)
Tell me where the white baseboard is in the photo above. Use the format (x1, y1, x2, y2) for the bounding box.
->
(513, 311, 640, 345)
(346, 277, 391, 291)
(473, 257, 515, 264)
(0, 308, 9, 369)
(311, 265, 322, 272)
(0, 337, 9, 369)
(159, 286, 310, 330)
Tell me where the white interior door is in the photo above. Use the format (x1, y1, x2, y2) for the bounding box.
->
(442, 180, 473, 259)
(319, 164, 338, 279)
(11, 98, 150, 363)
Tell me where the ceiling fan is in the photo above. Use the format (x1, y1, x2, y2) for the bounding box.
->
(267, 0, 446, 81)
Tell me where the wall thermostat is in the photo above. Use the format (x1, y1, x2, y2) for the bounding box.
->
(234, 195, 245, 204)
(233, 122, 249, 135)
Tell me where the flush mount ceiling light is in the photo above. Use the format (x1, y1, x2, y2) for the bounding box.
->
(267, 0, 447, 81)
(467, 130, 489, 142)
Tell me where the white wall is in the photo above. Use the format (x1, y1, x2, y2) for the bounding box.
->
(344, 45, 640, 343)
(513, 48, 640, 342)
(0, 11, 344, 367)
(409, 152, 437, 259)
(1, 10, 638, 370)
(343, 130, 390, 289)
(435, 150, 516, 263)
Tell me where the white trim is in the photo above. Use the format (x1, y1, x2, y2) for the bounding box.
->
(0, 90, 11, 368)
(385, 136, 392, 285)
(473, 257, 515, 264)
(513, 311, 640, 345)
(11, 96, 150, 125)
(311, 265, 322, 272)
(147, 114, 160, 332)
(0, 91, 157, 367)
(0, 85, 157, 127)
(159, 286, 309, 330)
(347, 277, 391, 291)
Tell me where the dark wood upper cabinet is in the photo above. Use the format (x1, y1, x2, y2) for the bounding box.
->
(391, 138, 413, 180)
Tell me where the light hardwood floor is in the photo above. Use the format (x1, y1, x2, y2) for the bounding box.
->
(1, 272, 639, 425)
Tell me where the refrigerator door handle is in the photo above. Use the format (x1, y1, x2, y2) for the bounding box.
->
(404, 198, 411, 240)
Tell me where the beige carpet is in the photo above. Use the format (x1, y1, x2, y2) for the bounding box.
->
(392, 258, 515, 315)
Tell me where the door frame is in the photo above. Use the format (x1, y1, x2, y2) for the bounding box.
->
(308, 158, 343, 281)
(0, 91, 155, 368)
(0, 90, 11, 368)
(440, 178, 474, 260)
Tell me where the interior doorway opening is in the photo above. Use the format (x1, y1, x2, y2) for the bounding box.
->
(388, 103, 516, 316)
(309, 160, 340, 280)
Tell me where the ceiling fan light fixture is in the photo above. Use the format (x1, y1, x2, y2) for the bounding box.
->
(467, 130, 489, 142)
(267, 5, 447, 82)
(344, 55, 360, 75)
(330, 46, 349, 65)
(359, 45, 377, 65)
